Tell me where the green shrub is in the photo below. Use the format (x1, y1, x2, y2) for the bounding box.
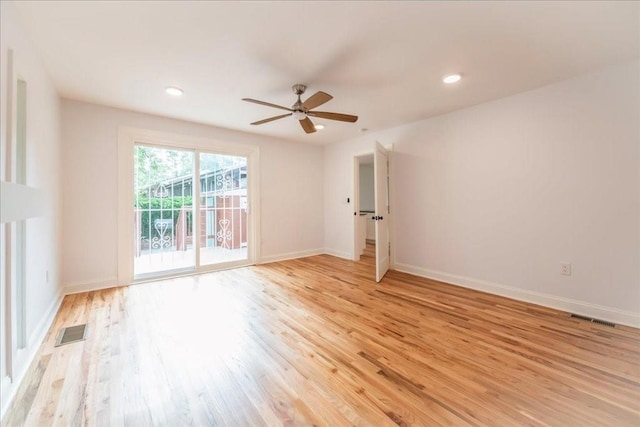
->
(135, 196, 193, 240)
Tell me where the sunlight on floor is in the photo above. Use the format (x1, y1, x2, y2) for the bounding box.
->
(134, 246, 247, 275)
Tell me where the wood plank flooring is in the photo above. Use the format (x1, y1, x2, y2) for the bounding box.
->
(3, 249, 639, 426)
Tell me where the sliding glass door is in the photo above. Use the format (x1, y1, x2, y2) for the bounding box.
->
(133, 145, 250, 279)
(199, 153, 248, 266)
(134, 145, 195, 277)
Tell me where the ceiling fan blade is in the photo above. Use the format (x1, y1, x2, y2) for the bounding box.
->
(299, 117, 316, 134)
(242, 98, 293, 112)
(307, 111, 358, 123)
(301, 91, 333, 110)
(250, 113, 292, 125)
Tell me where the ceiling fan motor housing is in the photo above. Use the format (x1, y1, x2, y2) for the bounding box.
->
(292, 84, 307, 116)
(292, 84, 307, 95)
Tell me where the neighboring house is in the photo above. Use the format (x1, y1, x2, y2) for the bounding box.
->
(135, 164, 248, 253)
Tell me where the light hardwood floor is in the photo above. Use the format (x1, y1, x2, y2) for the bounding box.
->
(3, 249, 639, 426)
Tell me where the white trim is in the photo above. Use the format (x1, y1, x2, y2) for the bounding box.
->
(323, 248, 352, 260)
(63, 277, 119, 295)
(351, 149, 375, 261)
(0, 378, 13, 420)
(117, 126, 261, 286)
(26, 292, 62, 350)
(0, 182, 43, 223)
(386, 145, 395, 270)
(0, 376, 10, 410)
(0, 290, 63, 419)
(351, 144, 395, 269)
(194, 152, 201, 273)
(117, 129, 134, 285)
(394, 262, 640, 328)
(133, 262, 253, 284)
(352, 155, 360, 261)
(259, 249, 325, 264)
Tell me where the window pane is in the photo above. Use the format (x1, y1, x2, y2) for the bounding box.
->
(134, 145, 194, 277)
(199, 153, 248, 266)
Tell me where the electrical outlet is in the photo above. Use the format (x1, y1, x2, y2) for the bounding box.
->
(560, 263, 572, 276)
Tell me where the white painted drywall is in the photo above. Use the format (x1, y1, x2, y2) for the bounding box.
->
(359, 164, 374, 212)
(60, 100, 324, 289)
(0, 0, 62, 417)
(324, 60, 640, 325)
(0, 183, 44, 223)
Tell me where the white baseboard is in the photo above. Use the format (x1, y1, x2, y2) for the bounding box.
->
(323, 248, 353, 260)
(63, 276, 118, 295)
(1, 290, 63, 420)
(0, 376, 11, 418)
(394, 262, 640, 328)
(1, 276, 119, 420)
(27, 291, 63, 349)
(259, 248, 325, 264)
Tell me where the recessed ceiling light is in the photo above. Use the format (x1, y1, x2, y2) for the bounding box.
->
(442, 74, 462, 84)
(165, 86, 183, 96)
(314, 124, 325, 130)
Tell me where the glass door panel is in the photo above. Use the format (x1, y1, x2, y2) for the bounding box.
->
(134, 145, 195, 277)
(199, 153, 248, 266)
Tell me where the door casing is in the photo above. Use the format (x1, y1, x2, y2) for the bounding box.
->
(117, 127, 260, 285)
(352, 142, 393, 278)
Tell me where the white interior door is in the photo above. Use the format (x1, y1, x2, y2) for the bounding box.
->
(374, 141, 389, 282)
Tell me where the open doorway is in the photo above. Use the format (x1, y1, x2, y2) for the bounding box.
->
(353, 142, 391, 282)
(355, 154, 375, 262)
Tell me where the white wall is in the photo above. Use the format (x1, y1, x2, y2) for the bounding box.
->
(61, 100, 324, 290)
(0, 0, 62, 417)
(359, 164, 374, 212)
(324, 60, 640, 326)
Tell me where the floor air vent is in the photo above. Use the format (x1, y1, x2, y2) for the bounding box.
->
(570, 314, 616, 328)
(55, 324, 88, 347)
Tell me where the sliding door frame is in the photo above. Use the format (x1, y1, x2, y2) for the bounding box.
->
(117, 127, 260, 285)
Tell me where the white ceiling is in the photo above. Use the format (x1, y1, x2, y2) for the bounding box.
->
(13, 1, 640, 144)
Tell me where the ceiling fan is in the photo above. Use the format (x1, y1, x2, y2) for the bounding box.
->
(242, 84, 358, 134)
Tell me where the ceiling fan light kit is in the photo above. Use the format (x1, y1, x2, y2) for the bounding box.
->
(242, 84, 358, 134)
